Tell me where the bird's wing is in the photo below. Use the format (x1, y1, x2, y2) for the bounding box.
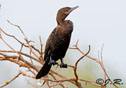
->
(44, 28, 57, 61)
(44, 24, 72, 61)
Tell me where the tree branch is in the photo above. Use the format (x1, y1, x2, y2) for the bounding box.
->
(0, 22, 118, 88)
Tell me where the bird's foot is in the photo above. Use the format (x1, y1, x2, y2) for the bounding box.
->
(48, 60, 58, 65)
(60, 63, 67, 68)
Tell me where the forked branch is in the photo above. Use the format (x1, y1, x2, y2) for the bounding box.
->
(0, 21, 118, 88)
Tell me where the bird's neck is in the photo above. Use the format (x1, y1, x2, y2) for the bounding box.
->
(56, 15, 66, 25)
(57, 19, 64, 25)
(57, 20, 72, 26)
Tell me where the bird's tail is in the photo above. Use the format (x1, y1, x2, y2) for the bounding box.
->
(36, 60, 52, 79)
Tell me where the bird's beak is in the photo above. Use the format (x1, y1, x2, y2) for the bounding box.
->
(65, 6, 79, 14)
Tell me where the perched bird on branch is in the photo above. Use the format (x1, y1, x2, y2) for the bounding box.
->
(36, 6, 78, 79)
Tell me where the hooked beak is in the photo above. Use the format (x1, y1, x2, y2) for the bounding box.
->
(65, 6, 79, 14)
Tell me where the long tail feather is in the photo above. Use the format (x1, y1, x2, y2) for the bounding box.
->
(36, 61, 51, 79)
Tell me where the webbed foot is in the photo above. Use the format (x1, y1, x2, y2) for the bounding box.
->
(60, 63, 67, 68)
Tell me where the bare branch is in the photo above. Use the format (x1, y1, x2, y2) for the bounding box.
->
(0, 72, 21, 88)
(0, 24, 118, 88)
(39, 35, 43, 61)
(0, 27, 41, 54)
(73, 45, 90, 88)
(74, 45, 90, 81)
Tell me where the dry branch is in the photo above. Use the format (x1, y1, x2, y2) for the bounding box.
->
(0, 21, 119, 88)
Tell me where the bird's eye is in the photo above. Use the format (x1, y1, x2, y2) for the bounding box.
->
(66, 8, 70, 11)
(64, 8, 71, 14)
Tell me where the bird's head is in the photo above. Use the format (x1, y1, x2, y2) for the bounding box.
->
(56, 6, 79, 25)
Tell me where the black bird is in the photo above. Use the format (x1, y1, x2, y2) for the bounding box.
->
(36, 6, 78, 79)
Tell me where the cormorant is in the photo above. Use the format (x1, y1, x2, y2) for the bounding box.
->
(36, 6, 78, 79)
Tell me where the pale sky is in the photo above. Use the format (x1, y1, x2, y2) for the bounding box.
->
(0, 0, 126, 88)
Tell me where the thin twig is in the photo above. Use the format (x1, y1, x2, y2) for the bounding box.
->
(39, 35, 43, 61)
(74, 45, 90, 81)
(0, 27, 41, 54)
(0, 72, 21, 88)
(0, 50, 40, 63)
(73, 45, 90, 88)
(0, 38, 38, 71)
(7, 20, 40, 59)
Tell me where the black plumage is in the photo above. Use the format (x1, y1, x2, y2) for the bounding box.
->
(36, 6, 78, 79)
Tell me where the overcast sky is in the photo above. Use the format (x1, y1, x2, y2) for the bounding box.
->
(0, 0, 126, 88)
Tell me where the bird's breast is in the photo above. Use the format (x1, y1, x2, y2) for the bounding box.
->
(62, 24, 73, 40)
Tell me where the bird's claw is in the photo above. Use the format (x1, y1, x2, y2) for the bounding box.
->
(60, 64, 67, 68)
(48, 60, 58, 65)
